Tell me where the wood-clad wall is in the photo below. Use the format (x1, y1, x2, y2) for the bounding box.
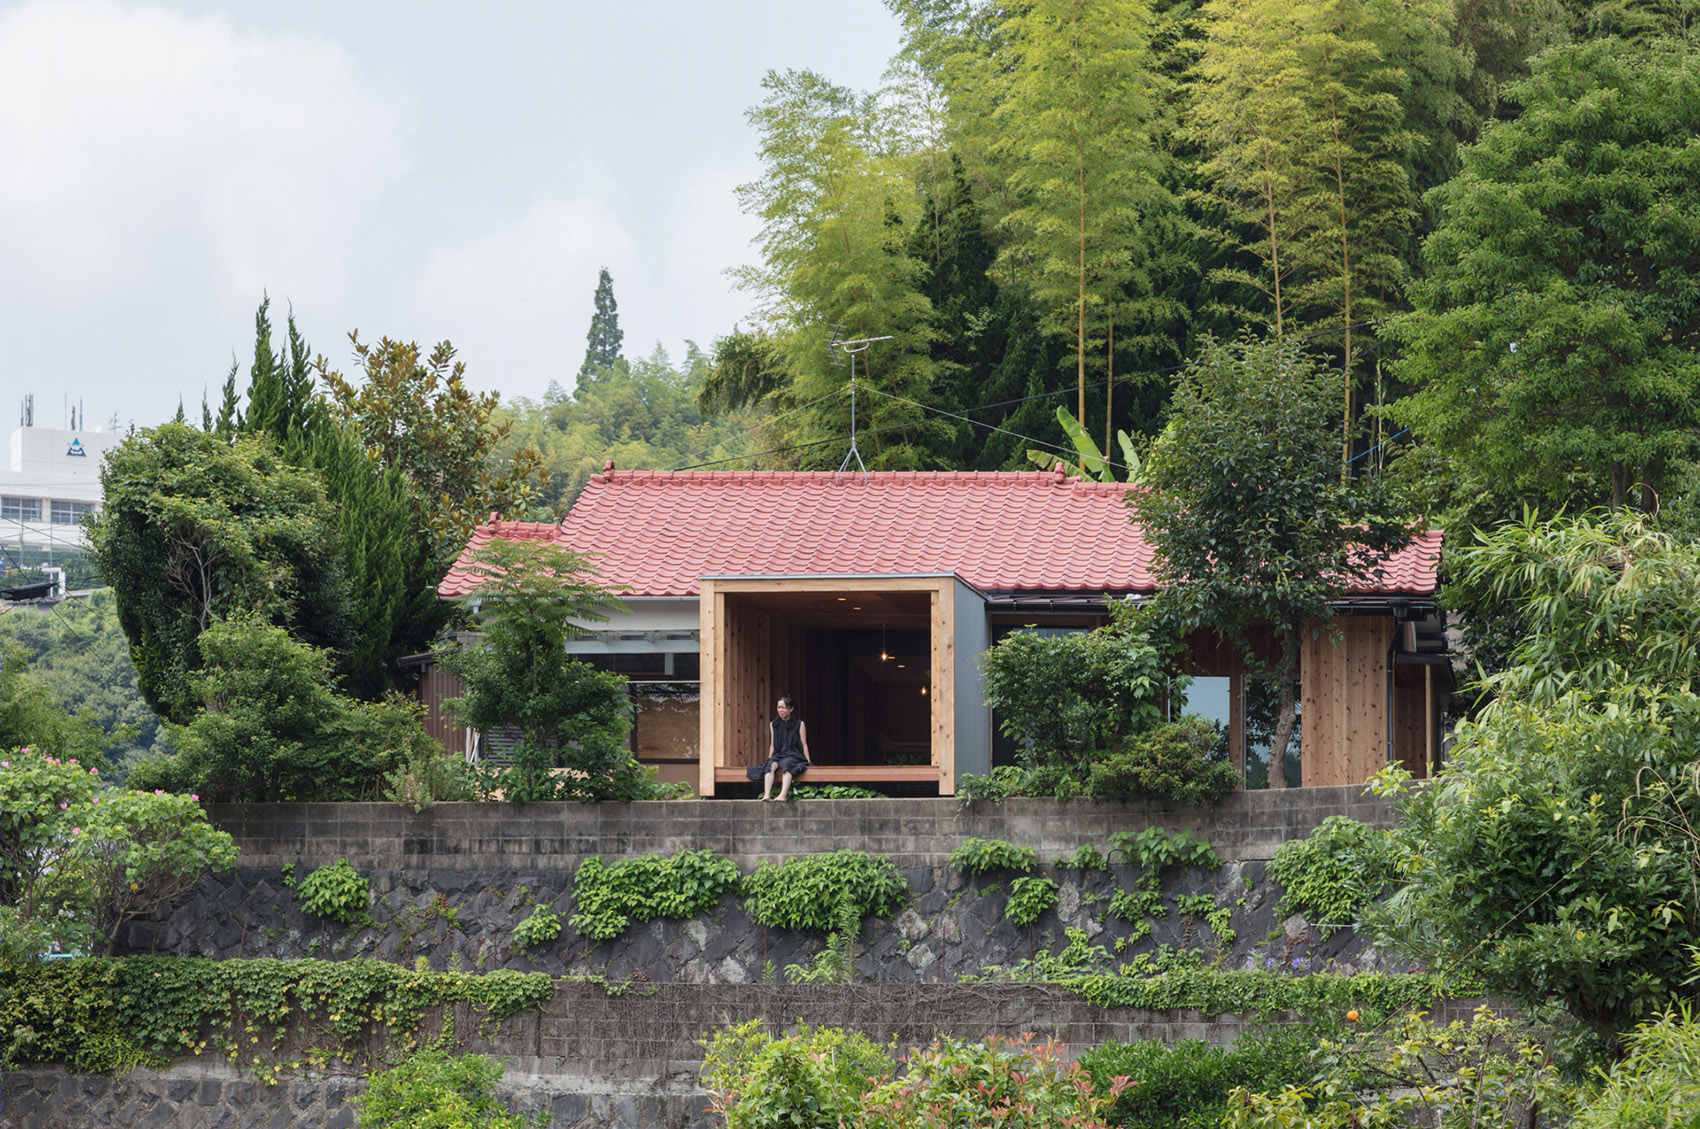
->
(1301, 617, 1393, 787)
(420, 664, 470, 758)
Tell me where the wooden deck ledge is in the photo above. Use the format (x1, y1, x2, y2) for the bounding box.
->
(714, 764, 939, 784)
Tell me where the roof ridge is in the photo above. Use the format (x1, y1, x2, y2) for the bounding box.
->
(587, 468, 1084, 488)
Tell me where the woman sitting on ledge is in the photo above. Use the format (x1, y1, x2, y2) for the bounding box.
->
(759, 696, 811, 802)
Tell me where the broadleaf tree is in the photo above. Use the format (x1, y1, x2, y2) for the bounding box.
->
(1129, 335, 1412, 786)
(87, 424, 352, 725)
(318, 334, 554, 561)
(443, 540, 649, 802)
(1390, 36, 1700, 513)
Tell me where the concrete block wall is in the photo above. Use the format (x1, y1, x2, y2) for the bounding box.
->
(2, 985, 1486, 1129)
(204, 787, 1400, 872)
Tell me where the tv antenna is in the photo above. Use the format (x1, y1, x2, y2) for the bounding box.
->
(828, 331, 892, 484)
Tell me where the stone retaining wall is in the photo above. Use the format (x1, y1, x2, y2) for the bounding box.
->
(2, 983, 1484, 1129)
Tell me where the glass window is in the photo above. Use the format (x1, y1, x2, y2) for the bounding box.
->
(2, 496, 43, 521)
(50, 500, 94, 524)
(1244, 676, 1302, 788)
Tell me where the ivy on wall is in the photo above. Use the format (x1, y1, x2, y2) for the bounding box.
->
(1, 957, 554, 1080)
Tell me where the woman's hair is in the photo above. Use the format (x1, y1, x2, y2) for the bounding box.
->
(777, 695, 795, 709)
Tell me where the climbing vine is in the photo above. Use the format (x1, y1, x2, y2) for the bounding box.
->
(1, 957, 554, 1079)
(744, 850, 909, 935)
(570, 848, 743, 942)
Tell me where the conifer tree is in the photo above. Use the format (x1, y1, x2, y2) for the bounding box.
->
(214, 360, 243, 439)
(578, 267, 624, 383)
(245, 296, 319, 450)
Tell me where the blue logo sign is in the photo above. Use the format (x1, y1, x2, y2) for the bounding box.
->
(66, 439, 86, 457)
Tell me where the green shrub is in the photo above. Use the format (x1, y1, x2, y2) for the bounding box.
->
(510, 904, 561, 951)
(1269, 816, 1395, 933)
(1574, 1009, 1700, 1129)
(71, 789, 240, 954)
(570, 848, 742, 942)
(979, 603, 1176, 774)
(744, 850, 909, 935)
(296, 859, 372, 928)
(166, 617, 434, 802)
(1082, 1024, 1331, 1129)
(384, 742, 477, 812)
(860, 1034, 1129, 1128)
(1006, 876, 1060, 927)
(1086, 716, 1238, 805)
(0, 746, 237, 959)
(956, 764, 1036, 804)
(357, 1049, 548, 1128)
(1223, 1007, 1569, 1129)
(949, 837, 1039, 875)
(702, 1020, 894, 1129)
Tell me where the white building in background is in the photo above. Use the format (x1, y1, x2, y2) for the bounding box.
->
(2, 417, 123, 588)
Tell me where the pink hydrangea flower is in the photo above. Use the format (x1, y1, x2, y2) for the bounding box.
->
(191, 794, 200, 801)
(68, 759, 77, 766)
(71, 827, 81, 836)
(1, 761, 9, 768)
(60, 802, 68, 809)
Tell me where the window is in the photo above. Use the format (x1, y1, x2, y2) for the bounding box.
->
(51, 500, 94, 525)
(2, 496, 43, 522)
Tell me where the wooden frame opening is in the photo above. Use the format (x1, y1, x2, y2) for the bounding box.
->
(699, 575, 976, 795)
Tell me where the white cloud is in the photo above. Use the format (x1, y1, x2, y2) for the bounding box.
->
(0, 0, 410, 424)
(400, 189, 638, 399)
(0, 0, 409, 300)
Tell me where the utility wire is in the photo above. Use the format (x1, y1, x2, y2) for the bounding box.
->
(666, 387, 848, 471)
(858, 385, 1099, 468)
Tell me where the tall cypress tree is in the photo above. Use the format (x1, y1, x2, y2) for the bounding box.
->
(246, 296, 320, 450)
(578, 268, 624, 383)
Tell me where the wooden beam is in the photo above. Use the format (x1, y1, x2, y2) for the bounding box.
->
(932, 585, 954, 793)
(699, 581, 721, 797)
(700, 575, 951, 593)
(714, 765, 940, 784)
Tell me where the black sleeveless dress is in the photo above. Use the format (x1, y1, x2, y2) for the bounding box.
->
(768, 716, 809, 778)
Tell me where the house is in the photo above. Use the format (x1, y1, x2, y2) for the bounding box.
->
(1, 420, 121, 592)
(433, 464, 1447, 796)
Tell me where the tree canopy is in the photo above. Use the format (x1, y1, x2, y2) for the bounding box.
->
(88, 424, 351, 725)
(1129, 335, 1412, 786)
(1391, 37, 1700, 513)
(442, 540, 650, 802)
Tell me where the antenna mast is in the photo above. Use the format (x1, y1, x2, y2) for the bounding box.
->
(828, 331, 892, 484)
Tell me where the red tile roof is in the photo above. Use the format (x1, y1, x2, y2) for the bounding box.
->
(438, 467, 1443, 599)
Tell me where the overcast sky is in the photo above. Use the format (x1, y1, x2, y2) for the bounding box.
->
(0, 0, 904, 433)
